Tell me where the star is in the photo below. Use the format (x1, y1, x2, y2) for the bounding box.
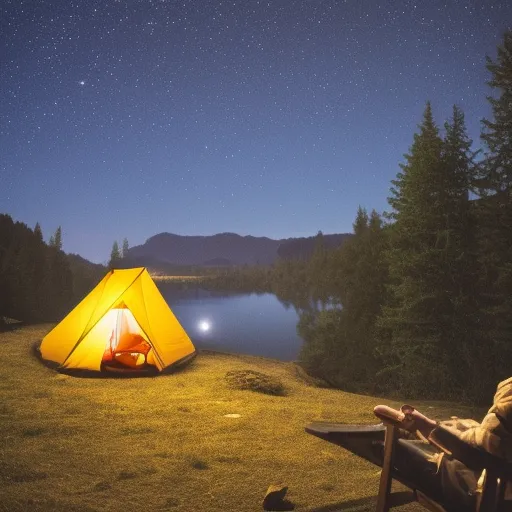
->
(2, 0, 509, 263)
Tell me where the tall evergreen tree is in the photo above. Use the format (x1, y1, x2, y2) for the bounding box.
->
(380, 102, 487, 400)
(353, 206, 369, 236)
(34, 222, 43, 243)
(378, 102, 455, 397)
(481, 30, 512, 193)
(109, 241, 121, 270)
(54, 226, 62, 251)
(121, 238, 129, 258)
(477, 30, 512, 386)
(440, 106, 485, 399)
(49, 226, 62, 250)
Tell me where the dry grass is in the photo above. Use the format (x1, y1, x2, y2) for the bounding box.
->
(0, 326, 486, 512)
(225, 370, 286, 396)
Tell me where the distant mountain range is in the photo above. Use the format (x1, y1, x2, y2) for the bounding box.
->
(125, 232, 352, 269)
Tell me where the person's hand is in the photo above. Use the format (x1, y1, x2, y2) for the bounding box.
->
(374, 404, 437, 440)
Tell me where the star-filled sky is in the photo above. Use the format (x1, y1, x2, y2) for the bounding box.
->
(1, 1, 510, 263)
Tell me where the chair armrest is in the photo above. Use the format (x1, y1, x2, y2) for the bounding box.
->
(428, 426, 512, 477)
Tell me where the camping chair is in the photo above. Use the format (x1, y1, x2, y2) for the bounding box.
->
(305, 420, 512, 512)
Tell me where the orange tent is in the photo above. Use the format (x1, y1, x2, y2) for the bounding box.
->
(40, 268, 195, 373)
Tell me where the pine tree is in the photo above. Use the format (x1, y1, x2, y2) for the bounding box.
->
(353, 206, 369, 236)
(109, 241, 121, 270)
(34, 223, 43, 244)
(379, 103, 489, 400)
(481, 30, 512, 193)
(54, 226, 62, 250)
(49, 226, 62, 250)
(121, 238, 129, 258)
(477, 30, 512, 386)
(440, 106, 485, 400)
(378, 102, 454, 397)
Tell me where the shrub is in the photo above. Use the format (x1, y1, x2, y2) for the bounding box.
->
(225, 370, 286, 396)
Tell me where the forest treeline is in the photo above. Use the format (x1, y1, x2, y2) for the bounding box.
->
(0, 215, 105, 327)
(210, 32, 512, 404)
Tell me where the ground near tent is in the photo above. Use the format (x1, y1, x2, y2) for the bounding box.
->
(1, 325, 485, 512)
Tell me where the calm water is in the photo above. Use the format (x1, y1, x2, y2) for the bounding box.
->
(158, 286, 304, 361)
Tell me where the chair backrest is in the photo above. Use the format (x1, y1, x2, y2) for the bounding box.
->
(377, 423, 511, 512)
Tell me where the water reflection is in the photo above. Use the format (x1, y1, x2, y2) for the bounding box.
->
(157, 284, 304, 361)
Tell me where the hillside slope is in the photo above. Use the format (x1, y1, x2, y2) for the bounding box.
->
(126, 232, 352, 268)
(0, 326, 483, 512)
(128, 232, 281, 266)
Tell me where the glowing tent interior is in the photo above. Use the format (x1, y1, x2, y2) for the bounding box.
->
(39, 268, 196, 373)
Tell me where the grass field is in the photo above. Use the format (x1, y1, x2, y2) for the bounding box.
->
(0, 326, 486, 512)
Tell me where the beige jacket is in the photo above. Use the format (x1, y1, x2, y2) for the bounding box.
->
(441, 377, 512, 461)
(437, 377, 512, 496)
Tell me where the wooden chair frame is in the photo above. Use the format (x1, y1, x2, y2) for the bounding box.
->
(306, 421, 512, 512)
(373, 422, 512, 512)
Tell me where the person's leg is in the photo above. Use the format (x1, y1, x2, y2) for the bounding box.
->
(385, 440, 445, 502)
(398, 441, 478, 511)
(438, 457, 478, 511)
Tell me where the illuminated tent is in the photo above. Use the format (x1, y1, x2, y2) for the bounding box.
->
(39, 268, 196, 373)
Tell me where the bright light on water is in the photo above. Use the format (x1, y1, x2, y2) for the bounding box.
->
(198, 320, 211, 332)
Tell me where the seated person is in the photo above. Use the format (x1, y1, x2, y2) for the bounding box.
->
(373, 376, 512, 511)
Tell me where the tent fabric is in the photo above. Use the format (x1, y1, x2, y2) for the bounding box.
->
(40, 268, 196, 372)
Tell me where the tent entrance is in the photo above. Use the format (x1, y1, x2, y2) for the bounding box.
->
(101, 304, 155, 371)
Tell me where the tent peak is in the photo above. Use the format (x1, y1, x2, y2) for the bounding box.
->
(111, 267, 146, 273)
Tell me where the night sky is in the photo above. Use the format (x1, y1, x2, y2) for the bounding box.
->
(1, 1, 510, 263)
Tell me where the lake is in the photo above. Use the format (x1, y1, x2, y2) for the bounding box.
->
(157, 286, 304, 361)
